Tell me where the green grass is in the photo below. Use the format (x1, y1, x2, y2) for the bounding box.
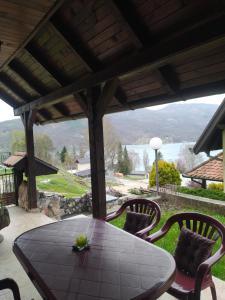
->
(110, 207, 225, 281)
(177, 186, 225, 201)
(36, 171, 89, 198)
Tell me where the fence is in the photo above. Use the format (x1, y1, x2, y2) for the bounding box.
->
(0, 172, 15, 205)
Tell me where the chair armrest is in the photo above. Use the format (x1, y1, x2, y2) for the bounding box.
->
(135, 223, 156, 238)
(105, 207, 125, 222)
(0, 278, 21, 300)
(146, 221, 172, 243)
(194, 245, 225, 296)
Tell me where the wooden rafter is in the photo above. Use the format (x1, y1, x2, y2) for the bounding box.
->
(109, 0, 151, 48)
(156, 65, 180, 95)
(0, 73, 31, 102)
(0, 89, 21, 108)
(0, 0, 66, 71)
(50, 17, 102, 72)
(14, 14, 225, 116)
(9, 59, 50, 95)
(26, 42, 69, 86)
(53, 102, 70, 117)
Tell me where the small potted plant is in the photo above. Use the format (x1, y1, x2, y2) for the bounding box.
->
(72, 234, 89, 252)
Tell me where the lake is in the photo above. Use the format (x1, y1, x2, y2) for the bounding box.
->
(126, 143, 217, 171)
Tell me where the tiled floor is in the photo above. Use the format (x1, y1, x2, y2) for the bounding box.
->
(0, 206, 224, 300)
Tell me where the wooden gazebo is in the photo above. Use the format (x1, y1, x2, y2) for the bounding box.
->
(1, 1, 225, 217)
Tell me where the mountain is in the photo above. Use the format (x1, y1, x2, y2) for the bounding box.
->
(0, 103, 219, 151)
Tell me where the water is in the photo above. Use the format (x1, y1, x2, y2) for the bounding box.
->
(126, 142, 218, 171)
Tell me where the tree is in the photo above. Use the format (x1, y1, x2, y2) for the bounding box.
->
(60, 146, 67, 163)
(143, 150, 150, 174)
(117, 142, 123, 172)
(11, 131, 26, 153)
(157, 150, 163, 160)
(35, 134, 54, 162)
(177, 144, 203, 173)
(103, 119, 120, 171)
(122, 146, 132, 175)
(149, 160, 181, 187)
(11, 130, 54, 162)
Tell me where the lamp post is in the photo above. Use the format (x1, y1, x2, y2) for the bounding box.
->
(150, 137, 162, 195)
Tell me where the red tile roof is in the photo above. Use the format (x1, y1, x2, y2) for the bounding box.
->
(184, 152, 223, 181)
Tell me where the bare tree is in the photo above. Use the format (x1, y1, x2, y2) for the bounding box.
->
(103, 119, 121, 171)
(177, 144, 203, 173)
(143, 150, 150, 174)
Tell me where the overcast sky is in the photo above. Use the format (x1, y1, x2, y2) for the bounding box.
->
(0, 93, 225, 122)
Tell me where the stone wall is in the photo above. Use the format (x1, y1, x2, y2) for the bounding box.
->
(158, 191, 225, 214)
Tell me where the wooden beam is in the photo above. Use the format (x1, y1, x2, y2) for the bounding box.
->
(156, 65, 180, 94)
(0, 0, 66, 71)
(97, 78, 119, 118)
(53, 102, 70, 117)
(87, 86, 106, 219)
(14, 14, 225, 115)
(21, 110, 37, 209)
(26, 42, 69, 86)
(9, 60, 50, 95)
(38, 108, 52, 120)
(0, 73, 31, 102)
(109, 0, 151, 48)
(74, 92, 89, 117)
(115, 86, 130, 108)
(50, 18, 102, 72)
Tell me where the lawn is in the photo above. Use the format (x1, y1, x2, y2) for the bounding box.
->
(110, 207, 225, 281)
(36, 171, 89, 198)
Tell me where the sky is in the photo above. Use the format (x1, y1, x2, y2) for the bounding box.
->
(0, 93, 225, 122)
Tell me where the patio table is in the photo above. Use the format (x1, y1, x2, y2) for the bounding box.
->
(13, 217, 175, 300)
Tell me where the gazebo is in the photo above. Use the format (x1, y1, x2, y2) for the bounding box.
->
(1, 1, 225, 218)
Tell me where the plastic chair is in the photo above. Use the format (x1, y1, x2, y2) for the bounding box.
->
(0, 278, 21, 300)
(105, 198, 161, 238)
(147, 212, 225, 300)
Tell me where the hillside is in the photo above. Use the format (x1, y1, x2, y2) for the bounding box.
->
(0, 103, 219, 150)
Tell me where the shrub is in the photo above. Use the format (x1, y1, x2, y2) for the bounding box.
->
(149, 160, 181, 187)
(177, 186, 225, 201)
(208, 182, 224, 191)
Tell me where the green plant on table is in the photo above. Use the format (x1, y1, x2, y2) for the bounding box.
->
(75, 234, 88, 248)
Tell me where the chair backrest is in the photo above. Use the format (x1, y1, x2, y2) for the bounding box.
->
(122, 198, 161, 227)
(166, 212, 225, 245)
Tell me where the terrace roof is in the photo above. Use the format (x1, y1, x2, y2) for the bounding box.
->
(194, 98, 225, 154)
(1, 1, 225, 124)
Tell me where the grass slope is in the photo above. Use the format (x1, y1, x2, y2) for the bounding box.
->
(36, 171, 89, 198)
(110, 207, 225, 281)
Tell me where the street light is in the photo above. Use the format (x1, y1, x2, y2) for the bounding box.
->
(150, 137, 162, 195)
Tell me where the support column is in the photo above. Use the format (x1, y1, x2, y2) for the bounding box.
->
(223, 130, 225, 193)
(87, 87, 106, 219)
(21, 110, 37, 209)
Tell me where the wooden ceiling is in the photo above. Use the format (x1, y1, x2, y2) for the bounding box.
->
(1, 0, 225, 124)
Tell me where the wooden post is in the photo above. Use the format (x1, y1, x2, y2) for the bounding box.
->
(14, 170, 23, 206)
(87, 87, 106, 219)
(202, 179, 207, 189)
(21, 110, 37, 209)
(80, 79, 118, 219)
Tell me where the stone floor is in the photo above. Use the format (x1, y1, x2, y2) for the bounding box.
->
(0, 206, 224, 299)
